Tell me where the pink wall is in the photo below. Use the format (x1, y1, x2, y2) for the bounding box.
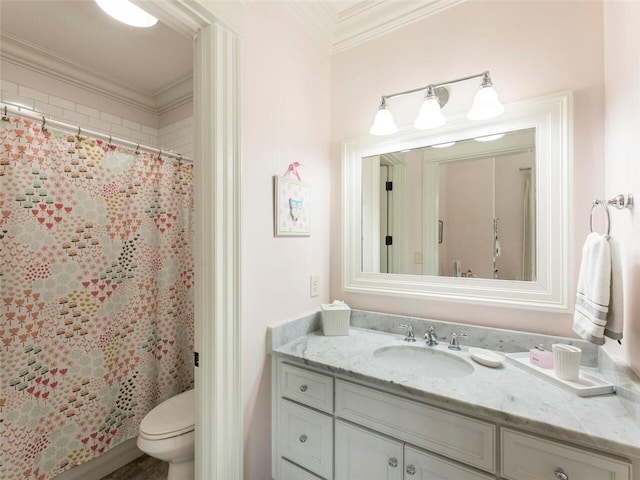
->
(330, 0, 605, 336)
(241, 3, 332, 478)
(603, 2, 640, 374)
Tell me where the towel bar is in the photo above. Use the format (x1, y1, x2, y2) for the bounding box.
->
(590, 200, 610, 238)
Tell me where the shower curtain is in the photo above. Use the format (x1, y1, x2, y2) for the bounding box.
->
(0, 117, 194, 479)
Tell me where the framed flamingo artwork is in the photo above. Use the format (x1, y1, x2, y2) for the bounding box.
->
(274, 175, 310, 236)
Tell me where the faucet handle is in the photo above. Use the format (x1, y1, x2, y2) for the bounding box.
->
(396, 323, 416, 342)
(448, 332, 469, 351)
(424, 326, 438, 346)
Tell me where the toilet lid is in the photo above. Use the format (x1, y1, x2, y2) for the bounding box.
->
(139, 389, 195, 440)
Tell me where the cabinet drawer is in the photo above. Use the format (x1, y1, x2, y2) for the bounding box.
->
(501, 428, 631, 480)
(280, 458, 324, 480)
(335, 380, 495, 473)
(281, 363, 334, 413)
(280, 399, 333, 479)
(335, 420, 403, 480)
(405, 445, 494, 480)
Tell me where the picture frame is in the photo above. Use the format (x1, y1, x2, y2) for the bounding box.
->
(274, 175, 310, 236)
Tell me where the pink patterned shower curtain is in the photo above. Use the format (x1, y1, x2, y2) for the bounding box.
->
(0, 117, 194, 480)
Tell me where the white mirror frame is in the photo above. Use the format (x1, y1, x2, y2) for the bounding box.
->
(342, 92, 572, 311)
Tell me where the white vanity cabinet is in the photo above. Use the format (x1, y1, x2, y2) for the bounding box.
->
(272, 358, 634, 480)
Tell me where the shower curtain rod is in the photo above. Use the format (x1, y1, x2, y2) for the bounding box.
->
(2, 103, 193, 163)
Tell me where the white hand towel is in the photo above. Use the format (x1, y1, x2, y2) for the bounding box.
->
(572, 232, 612, 345)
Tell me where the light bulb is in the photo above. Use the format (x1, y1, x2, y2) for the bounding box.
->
(95, 0, 159, 28)
(369, 104, 397, 136)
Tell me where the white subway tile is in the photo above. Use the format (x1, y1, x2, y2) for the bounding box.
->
(63, 109, 89, 125)
(34, 101, 64, 119)
(1, 92, 35, 109)
(18, 85, 49, 103)
(0, 79, 18, 95)
(87, 116, 112, 131)
(109, 124, 134, 140)
(100, 112, 122, 125)
(76, 104, 100, 119)
(122, 119, 141, 131)
(49, 95, 76, 111)
(141, 125, 158, 136)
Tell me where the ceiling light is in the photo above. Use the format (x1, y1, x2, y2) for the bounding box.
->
(95, 0, 159, 28)
(474, 133, 505, 142)
(369, 99, 398, 136)
(431, 142, 456, 148)
(370, 71, 504, 136)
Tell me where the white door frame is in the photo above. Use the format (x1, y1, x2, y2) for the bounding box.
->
(139, 2, 242, 479)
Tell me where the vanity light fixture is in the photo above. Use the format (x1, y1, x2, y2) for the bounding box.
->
(369, 71, 504, 136)
(95, 0, 159, 28)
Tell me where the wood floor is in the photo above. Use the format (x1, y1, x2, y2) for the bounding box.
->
(100, 455, 168, 480)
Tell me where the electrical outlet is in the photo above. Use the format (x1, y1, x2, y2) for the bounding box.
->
(310, 275, 320, 297)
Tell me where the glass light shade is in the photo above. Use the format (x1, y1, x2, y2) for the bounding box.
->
(414, 96, 446, 129)
(467, 85, 505, 120)
(95, 0, 159, 28)
(369, 107, 397, 136)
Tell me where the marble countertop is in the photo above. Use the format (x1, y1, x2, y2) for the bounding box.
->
(272, 326, 640, 460)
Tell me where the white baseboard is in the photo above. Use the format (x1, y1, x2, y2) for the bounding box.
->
(55, 437, 143, 480)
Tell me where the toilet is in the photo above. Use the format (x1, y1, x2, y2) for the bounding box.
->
(137, 389, 195, 480)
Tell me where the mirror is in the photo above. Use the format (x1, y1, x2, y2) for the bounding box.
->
(362, 128, 536, 281)
(343, 93, 571, 310)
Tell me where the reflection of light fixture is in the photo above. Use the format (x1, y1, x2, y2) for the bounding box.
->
(369, 71, 504, 136)
(474, 133, 505, 142)
(95, 0, 158, 28)
(431, 141, 456, 148)
(369, 98, 398, 135)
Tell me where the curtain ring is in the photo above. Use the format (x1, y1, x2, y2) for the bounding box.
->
(2, 106, 9, 121)
(590, 199, 611, 239)
(135, 143, 140, 155)
(158, 149, 162, 160)
(177, 153, 183, 163)
(41, 116, 47, 132)
(107, 135, 112, 148)
(77, 126, 82, 137)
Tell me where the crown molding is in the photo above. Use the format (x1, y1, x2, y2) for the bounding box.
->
(0, 33, 192, 116)
(287, 0, 465, 53)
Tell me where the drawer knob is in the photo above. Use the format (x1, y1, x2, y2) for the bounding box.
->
(299, 384, 308, 392)
(299, 434, 307, 443)
(406, 464, 416, 476)
(554, 468, 569, 480)
(388, 457, 398, 468)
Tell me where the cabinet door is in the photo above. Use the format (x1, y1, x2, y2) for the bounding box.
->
(404, 445, 494, 480)
(335, 420, 403, 480)
(501, 429, 631, 480)
(280, 458, 324, 480)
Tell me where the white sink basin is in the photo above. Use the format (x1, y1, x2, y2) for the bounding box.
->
(373, 345, 474, 378)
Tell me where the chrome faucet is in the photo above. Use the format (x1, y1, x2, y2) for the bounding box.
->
(448, 332, 469, 351)
(424, 326, 438, 346)
(397, 323, 416, 342)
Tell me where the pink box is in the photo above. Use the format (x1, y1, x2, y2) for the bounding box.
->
(529, 347, 554, 369)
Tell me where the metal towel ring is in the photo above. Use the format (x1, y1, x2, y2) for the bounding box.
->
(590, 199, 610, 238)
